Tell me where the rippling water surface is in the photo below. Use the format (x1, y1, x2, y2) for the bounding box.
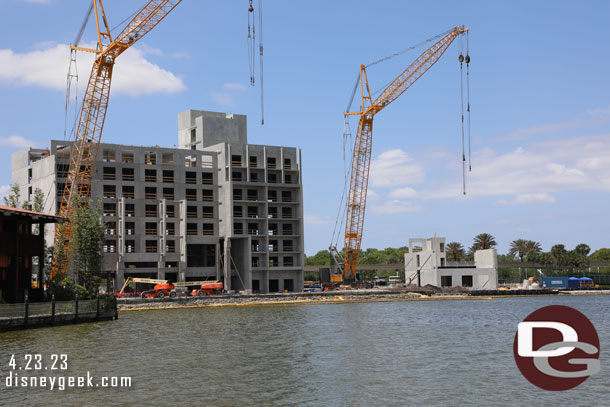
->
(0, 295, 608, 406)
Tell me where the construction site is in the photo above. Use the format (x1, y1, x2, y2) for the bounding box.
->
(6, 0, 600, 305)
(2, 0, 481, 302)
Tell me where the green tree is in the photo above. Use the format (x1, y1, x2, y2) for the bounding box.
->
(3, 184, 23, 208)
(470, 233, 497, 252)
(305, 250, 331, 266)
(70, 195, 105, 299)
(590, 248, 610, 261)
(446, 242, 465, 261)
(525, 240, 542, 256)
(508, 239, 528, 262)
(31, 188, 45, 212)
(550, 244, 567, 267)
(574, 243, 590, 257)
(537, 252, 555, 267)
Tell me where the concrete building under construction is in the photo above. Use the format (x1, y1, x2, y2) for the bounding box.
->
(404, 237, 498, 290)
(11, 110, 305, 293)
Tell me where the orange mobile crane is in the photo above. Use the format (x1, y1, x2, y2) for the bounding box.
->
(50, 1, 182, 277)
(330, 26, 469, 281)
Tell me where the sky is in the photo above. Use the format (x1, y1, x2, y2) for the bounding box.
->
(0, 0, 609, 256)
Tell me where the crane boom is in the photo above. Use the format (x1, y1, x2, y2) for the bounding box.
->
(342, 26, 468, 280)
(51, 0, 182, 277)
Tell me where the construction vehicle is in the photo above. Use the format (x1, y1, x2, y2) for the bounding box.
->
(50, 0, 182, 278)
(330, 26, 470, 283)
(190, 282, 224, 296)
(118, 278, 223, 298)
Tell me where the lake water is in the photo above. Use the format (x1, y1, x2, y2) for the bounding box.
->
(0, 295, 608, 406)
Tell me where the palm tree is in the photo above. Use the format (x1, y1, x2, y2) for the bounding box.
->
(471, 233, 497, 253)
(446, 242, 465, 262)
(525, 240, 542, 257)
(509, 239, 529, 261)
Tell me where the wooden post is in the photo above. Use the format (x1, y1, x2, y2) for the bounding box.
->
(96, 295, 100, 320)
(51, 294, 55, 325)
(74, 293, 78, 323)
(24, 294, 29, 328)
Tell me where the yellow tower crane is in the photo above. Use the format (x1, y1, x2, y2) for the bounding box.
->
(51, 0, 182, 277)
(332, 26, 469, 281)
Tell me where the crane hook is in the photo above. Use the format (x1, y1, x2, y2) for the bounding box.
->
(458, 53, 464, 63)
(465, 54, 470, 64)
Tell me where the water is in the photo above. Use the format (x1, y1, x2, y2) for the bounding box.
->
(0, 295, 608, 406)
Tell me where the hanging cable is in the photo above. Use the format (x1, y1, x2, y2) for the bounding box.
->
(459, 46, 466, 195)
(258, 0, 265, 125)
(365, 28, 453, 69)
(466, 31, 472, 172)
(64, 50, 78, 140)
(247, 0, 255, 86)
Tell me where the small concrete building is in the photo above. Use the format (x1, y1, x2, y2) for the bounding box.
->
(12, 110, 305, 293)
(404, 237, 497, 290)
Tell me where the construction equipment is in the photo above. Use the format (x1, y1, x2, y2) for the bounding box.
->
(332, 26, 470, 281)
(190, 282, 224, 296)
(118, 277, 223, 298)
(50, 0, 182, 278)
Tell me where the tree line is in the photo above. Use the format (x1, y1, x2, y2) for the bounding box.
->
(306, 233, 610, 269)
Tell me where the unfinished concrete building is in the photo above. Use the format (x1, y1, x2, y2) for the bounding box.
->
(404, 237, 497, 290)
(11, 110, 305, 293)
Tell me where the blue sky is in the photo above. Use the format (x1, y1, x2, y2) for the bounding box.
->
(1, 0, 609, 255)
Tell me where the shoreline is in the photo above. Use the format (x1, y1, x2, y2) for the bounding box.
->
(117, 289, 610, 312)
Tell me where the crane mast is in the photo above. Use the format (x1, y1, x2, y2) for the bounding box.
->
(50, 0, 182, 277)
(341, 26, 468, 281)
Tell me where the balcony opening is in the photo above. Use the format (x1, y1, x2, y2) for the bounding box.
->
(186, 189, 197, 201)
(267, 157, 276, 169)
(145, 240, 158, 253)
(162, 170, 174, 183)
(103, 167, 116, 180)
(145, 187, 157, 200)
(145, 152, 156, 165)
(122, 151, 134, 163)
(186, 171, 197, 184)
(202, 190, 213, 202)
(145, 169, 157, 182)
(122, 185, 135, 199)
(201, 172, 213, 185)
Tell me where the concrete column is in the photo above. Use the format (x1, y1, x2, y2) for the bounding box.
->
(223, 237, 231, 291)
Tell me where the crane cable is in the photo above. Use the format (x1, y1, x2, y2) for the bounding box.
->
(345, 28, 454, 115)
(258, 0, 265, 125)
(459, 36, 466, 195)
(330, 117, 352, 249)
(247, 0, 255, 86)
(466, 31, 471, 172)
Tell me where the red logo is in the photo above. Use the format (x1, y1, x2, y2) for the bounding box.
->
(513, 305, 600, 391)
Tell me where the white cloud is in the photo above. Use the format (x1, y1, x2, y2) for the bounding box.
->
(496, 193, 556, 206)
(499, 107, 610, 141)
(0, 134, 38, 148)
(367, 189, 380, 202)
(418, 134, 610, 200)
(369, 149, 424, 187)
(371, 200, 421, 214)
(305, 214, 333, 225)
(0, 43, 186, 96)
(388, 187, 418, 199)
(211, 82, 247, 108)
